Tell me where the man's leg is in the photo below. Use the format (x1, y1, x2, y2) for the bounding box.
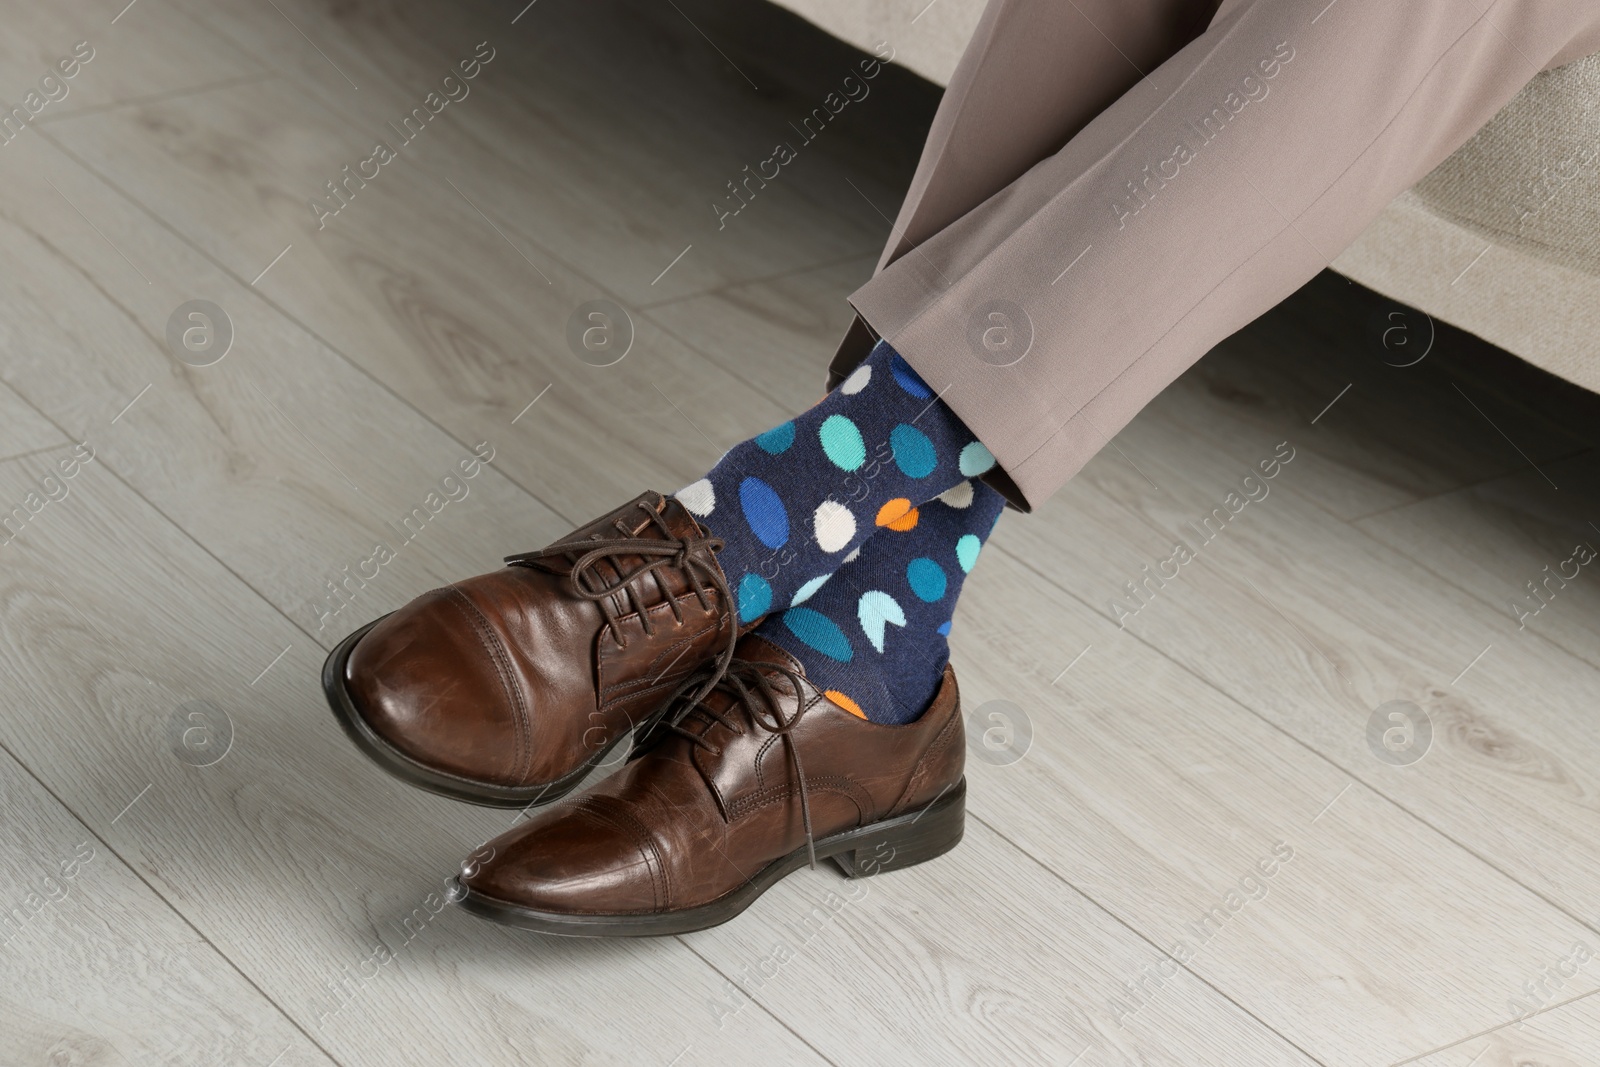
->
(848, 0, 1600, 508)
(875, 0, 1224, 272)
(830, 0, 1222, 399)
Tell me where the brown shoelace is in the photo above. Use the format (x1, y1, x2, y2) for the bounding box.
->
(649, 658, 823, 868)
(505, 498, 738, 707)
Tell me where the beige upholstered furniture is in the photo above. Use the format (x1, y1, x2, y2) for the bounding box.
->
(775, 0, 1600, 393)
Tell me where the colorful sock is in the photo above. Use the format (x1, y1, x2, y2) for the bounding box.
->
(753, 478, 1007, 724)
(675, 340, 996, 624)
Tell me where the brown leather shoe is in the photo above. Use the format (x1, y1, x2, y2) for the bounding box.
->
(449, 635, 967, 936)
(322, 491, 742, 807)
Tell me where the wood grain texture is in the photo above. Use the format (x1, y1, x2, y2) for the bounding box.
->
(948, 546, 1595, 1066)
(684, 819, 1316, 1066)
(988, 405, 1600, 937)
(40, 68, 830, 521)
(1354, 450, 1600, 674)
(0, 0, 262, 122)
(1409, 991, 1600, 1067)
(0, 722, 332, 1067)
(0, 751, 334, 1067)
(644, 254, 879, 409)
(0, 131, 567, 644)
(161, 0, 902, 306)
(0, 379, 67, 461)
(0, 428, 821, 1067)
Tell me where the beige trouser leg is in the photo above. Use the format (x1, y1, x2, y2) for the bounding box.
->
(834, 0, 1600, 509)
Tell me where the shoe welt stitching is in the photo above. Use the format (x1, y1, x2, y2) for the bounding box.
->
(729, 776, 875, 827)
(444, 586, 532, 787)
(570, 794, 670, 910)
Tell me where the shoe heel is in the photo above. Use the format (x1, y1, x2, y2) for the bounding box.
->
(830, 779, 965, 879)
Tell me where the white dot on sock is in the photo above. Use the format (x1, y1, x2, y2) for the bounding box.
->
(936, 480, 975, 509)
(675, 478, 715, 517)
(813, 499, 856, 552)
(839, 364, 872, 395)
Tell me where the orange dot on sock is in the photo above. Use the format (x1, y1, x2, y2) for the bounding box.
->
(875, 499, 919, 530)
(824, 689, 867, 719)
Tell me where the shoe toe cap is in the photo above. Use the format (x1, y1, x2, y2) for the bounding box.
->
(343, 590, 524, 783)
(460, 806, 663, 916)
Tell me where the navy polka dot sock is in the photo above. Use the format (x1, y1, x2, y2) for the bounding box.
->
(753, 478, 1007, 724)
(675, 340, 996, 625)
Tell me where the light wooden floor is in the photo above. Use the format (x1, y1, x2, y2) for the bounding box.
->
(3, 1, 1598, 1064)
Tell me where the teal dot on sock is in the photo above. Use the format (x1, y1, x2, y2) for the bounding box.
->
(959, 440, 996, 476)
(907, 557, 947, 602)
(736, 573, 772, 623)
(819, 414, 866, 471)
(755, 421, 795, 454)
(890, 424, 936, 478)
(782, 607, 853, 662)
(956, 534, 982, 573)
(936, 621, 952, 636)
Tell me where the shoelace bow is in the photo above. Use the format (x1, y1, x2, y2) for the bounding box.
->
(505, 499, 737, 708)
(649, 658, 823, 868)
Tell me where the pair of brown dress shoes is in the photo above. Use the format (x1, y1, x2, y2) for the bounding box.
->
(322, 491, 968, 936)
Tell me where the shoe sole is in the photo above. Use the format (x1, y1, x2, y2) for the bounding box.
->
(449, 778, 967, 936)
(322, 616, 649, 809)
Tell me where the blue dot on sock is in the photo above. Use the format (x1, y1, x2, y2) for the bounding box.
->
(739, 477, 789, 549)
(736, 572, 772, 623)
(956, 533, 982, 573)
(819, 414, 866, 471)
(936, 621, 952, 636)
(782, 607, 853, 662)
(889, 351, 933, 399)
(959, 440, 996, 476)
(907, 557, 947, 602)
(755, 421, 795, 454)
(889, 424, 937, 478)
